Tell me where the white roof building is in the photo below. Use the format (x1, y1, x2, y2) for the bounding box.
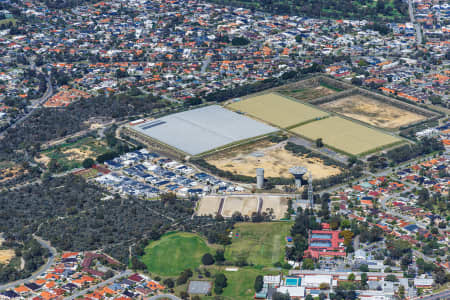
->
(302, 275, 333, 288)
(277, 286, 305, 297)
(264, 275, 282, 285)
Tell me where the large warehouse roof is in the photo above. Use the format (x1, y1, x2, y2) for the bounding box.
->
(130, 105, 277, 155)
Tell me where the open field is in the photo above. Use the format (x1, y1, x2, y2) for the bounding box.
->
(279, 85, 338, 102)
(225, 222, 291, 266)
(197, 195, 289, 219)
(206, 140, 341, 179)
(291, 116, 403, 156)
(0, 249, 15, 264)
(36, 137, 111, 169)
(228, 93, 328, 128)
(140, 232, 211, 276)
(321, 95, 426, 129)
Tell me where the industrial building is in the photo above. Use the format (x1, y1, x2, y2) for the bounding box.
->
(126, 105, 277, 156)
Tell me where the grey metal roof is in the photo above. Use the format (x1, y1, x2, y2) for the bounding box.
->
(130, 105, 277, 155)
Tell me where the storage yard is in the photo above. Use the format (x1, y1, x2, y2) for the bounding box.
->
(205, 140, 341, 179)
(197, 194, 289, 219)
(321, 95, 426, 129)
(127, 105, 277, 156)
(228, 93, 329, 128)
(291, 116, 403, 155)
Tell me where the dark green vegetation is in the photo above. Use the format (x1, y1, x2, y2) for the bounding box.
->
(0, 175, 233, 265)
(0, 239, 48, 284)
(0, 93, 166, 162)
(204, 64, 322, 103)
(367, 137, 444, 171)
(207, 0, 407, 22)
(140, 232, 212, 276)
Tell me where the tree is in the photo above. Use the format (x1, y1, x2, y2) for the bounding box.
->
(214, 250, 225, 263)
(273, 292, 291, 300)
(351, 77, 363, 86)
(348, 273, 355, 281)
(385, 274, 398, 282)
(316, 138, 324, 148)
(202, 253, 215, 265)
(302, 258, 315, 270)
(360, 272, 368, 288)
(254, 275, 263, 292)
(163, 278, 174, 288)
(231, 36, 250, 46)
(359, 264, 369, 272)
(295, 35, 302, 43)
(82, 158, 95, 169)
(214, 273, 227, 294)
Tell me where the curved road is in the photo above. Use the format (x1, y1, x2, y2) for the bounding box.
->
(0, 235, 57, 291)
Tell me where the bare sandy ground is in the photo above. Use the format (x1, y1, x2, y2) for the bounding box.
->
(321, 95, 425, 129)
(197, 195, 289, 219)
(197, 196, 223, 216)
(206, 141, 341, 179)
(221, 196, 259, 217)
(0, 249, 15, 264)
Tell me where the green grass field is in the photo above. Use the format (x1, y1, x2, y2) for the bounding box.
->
(141, 232, 212, 276)
(228, 93, 328, 128)
(290, 116, 402, 156)
(39, 137, 111, 169)
(225, 222, 291, 267)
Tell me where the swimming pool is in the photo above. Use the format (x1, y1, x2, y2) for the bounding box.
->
(285, 277, 301, 286)
(310, 241, 332, 247)
(311, 233, 332, 239)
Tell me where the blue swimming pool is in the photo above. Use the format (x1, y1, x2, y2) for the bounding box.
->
(311, 233, 332, 239)
(285, 277, 301, 286)
(310, 241, 332, 247)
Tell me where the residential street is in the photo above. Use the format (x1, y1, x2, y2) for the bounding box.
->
(0, 235, 57, 291)
(66, 270, 132, 300)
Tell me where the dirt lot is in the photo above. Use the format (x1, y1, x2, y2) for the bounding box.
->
(321, 95, 426, 129)
(197, 196, 223, 216)
(291, 116, 402, 155)
(280, 85, 337, 102)
(197, 195, 289, 219)
(222, 196, 259, 217)
(206, 140, 341, 179)
(0, 249, 15, 264)
(228, 93, 328, 128)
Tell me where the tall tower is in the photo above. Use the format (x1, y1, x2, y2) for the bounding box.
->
(289, 166, 307, 189)
(256, 168, 264, 189)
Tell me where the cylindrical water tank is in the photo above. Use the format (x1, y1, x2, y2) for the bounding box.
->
(256, 168, 264, 189)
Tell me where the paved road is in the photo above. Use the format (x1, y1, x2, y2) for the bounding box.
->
(66, 270, 132, 300)
(414, 290, 450, 300)
(0, 75, 52, 139)
(408, 0, 422, 44)
(201, 56, 212, 73)
(148, 294, 181, 300)
(0, 235, 57, 291)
